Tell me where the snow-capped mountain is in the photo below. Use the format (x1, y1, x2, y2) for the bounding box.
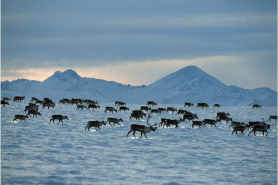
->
(1, 66, 277, 106)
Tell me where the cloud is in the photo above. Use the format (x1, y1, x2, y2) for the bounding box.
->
(1, 0, 276, 91)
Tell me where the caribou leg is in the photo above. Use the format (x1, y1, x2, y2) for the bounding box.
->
(126, 130, 132, 138)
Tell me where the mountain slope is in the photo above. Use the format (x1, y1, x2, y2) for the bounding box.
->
(1, 66, 277, 106)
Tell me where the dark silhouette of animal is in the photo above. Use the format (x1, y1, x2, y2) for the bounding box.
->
(23, 105, 39, 113)
(268, 115, 277, 122)
(126, 115, 157, 139)
(85, 99, 98, 105)
(129, 110, 146, 120)
(203, 119, 218, 128)
(36, 100, 43, 105)
(176, 109, 190, 115)
(85, 120, 106, 131)
(159, 118, 170, 127)
(1, 100, 9, 107)
(192, 121, 203, 128)
(49, 115, 68, 124)
(158, 107, 166, 113)
(196, 103, 209, 108)
(232, 125, 249, 136)
(2, 97, 11, 101)
(140, 106, 151, 112)
(216, 112, 230, 120)
(164, 119, 183, 128)
(13, 96, 25, 102)
(87, 104, 100, 111)
(119, 106, 129, 112)
(31, 97, 38, 102)
(217, 115, 233, 123)
(229, 121, 245, 129)
(76, 105, 87, 110)
(213, 104, 221, 108)
(248, 124, 270, 136)
(42, 102, 55, 109)
(246, 121, 266, 130)
(184, 102, 194, 107)
(182, 113, 198, 123)
(105, 106, 117, 113)
(150, 109, 161, 114)
(115, 101, 126, 106)
(13, 115, 29, 122)
(146, 101, 157, 107)
(252, 104, 261, 109)
(106, 117, 123, 127)
(166, 107, 177, 113)
(27, 110, 41, 117)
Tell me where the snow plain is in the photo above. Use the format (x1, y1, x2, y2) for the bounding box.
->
(1, 100, 277, 185)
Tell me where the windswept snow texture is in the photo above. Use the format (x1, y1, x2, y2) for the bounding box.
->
(1, 66, 277, 106)
(1, 99, 277, 185)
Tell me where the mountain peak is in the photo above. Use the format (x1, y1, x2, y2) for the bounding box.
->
(176, 65, 207, 77)
(62, 69, 80, 77)
(52, 69, 81, 79)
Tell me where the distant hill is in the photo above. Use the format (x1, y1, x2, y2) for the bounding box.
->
(1, 66, 277, 106)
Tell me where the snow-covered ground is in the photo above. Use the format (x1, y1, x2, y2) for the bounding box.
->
(1, 100, 277, 185)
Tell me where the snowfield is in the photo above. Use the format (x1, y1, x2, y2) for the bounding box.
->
(1, 100, 277, 185)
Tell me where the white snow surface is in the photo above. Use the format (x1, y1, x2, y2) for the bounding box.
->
(1, 66, 277, 106)
(1, 99, 277, 185)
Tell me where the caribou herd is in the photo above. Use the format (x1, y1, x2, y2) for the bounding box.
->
(2, 96, 277, 138)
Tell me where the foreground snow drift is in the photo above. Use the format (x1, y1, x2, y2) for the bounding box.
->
(1, 100, 277, 185)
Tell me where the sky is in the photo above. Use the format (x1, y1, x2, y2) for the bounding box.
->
(1, 0, 277, 91)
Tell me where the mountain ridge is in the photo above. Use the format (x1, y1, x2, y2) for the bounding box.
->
(1, 66, 277, 106)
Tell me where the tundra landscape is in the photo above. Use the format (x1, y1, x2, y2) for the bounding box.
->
(1, 66, 277, 185)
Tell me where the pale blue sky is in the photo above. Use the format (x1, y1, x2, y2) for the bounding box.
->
(1, 0, 277, 91)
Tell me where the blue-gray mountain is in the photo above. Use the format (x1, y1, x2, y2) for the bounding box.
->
(1, 66, 277, 106)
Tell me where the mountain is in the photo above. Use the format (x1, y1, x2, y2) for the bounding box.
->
(1, 66, 277, 106)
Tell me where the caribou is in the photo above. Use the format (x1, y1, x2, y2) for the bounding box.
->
(104, 106, 118, 113)
(118, 106, 129, 112)
(150, 109, 161, 115)
(2, 97, 11, 101)
(1, 100, 9, 107)
(146, 101, 157, 107)
(126, 114, 157, 139)
(31, 97, 38, 103)
(49, 115, 68, 124)
(166, 107, 177, 113)
(203, 119, 218, 128)
(192, 121, 204, 128)
(184, 102, 194, 108)
(164, 119, 183, 128)
(115, 101, 126, 106)
(213, 104, 221, 108)
(229, 121, 245, 130)
(159, 118, 170, 127)
(106, 117, 123, 127)
(196, 103, 209, 109)
(76, 105, 87, 110)
(182, 113, 198, 123)
(85, 120, 106, 131)
(129, 110, 146, 120)
(268, 115, 277, 122)
(87, 104, 100, 111)
(140, 106, 151, 112)
(232, 125, 249, 136)
(248, 124, 270, 136)
(252, 104, 261, 109)
(13, 115, 29, 122)
(13, 96, 25, 102)
(27, 110, 41, 117)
